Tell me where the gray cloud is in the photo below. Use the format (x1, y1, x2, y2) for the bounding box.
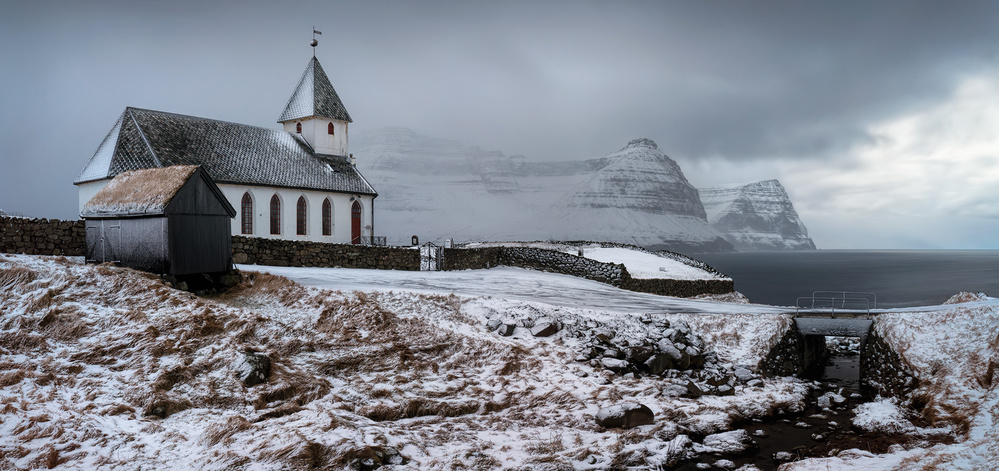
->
(2, 0, 998, 248)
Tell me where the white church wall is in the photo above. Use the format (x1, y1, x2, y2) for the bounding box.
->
(218, 183, 373, 244)
(77, 180, 109, 214)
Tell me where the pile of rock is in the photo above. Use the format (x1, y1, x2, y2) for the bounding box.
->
(481, 309, 764, 397)
(579, 317, 710, 377)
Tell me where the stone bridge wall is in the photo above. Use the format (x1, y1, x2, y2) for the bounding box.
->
(760, 320, 919, 400)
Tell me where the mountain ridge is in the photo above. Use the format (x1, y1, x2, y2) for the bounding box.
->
(353, 127, 811, 252)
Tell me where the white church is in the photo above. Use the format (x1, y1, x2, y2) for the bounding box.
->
(75, 55, 378, 245)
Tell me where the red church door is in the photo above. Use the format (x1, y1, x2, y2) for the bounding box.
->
(351, 201, 362, 244)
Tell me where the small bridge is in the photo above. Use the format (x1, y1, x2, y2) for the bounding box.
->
(790, 292, 877, 378)
(794, 291, 876, 343)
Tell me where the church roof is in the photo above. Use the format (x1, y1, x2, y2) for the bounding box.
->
(277, 57, 352, 123)
(75, 107, 376, 196)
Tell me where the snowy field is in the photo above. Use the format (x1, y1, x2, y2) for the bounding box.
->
(465, 241, 729, 282)
(2, 253, 998, 470)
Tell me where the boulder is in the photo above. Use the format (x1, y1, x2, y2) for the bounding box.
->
(733, 367, 754, 383)
(485, 319, 502, 332)
(600, 357, 630, 372)
(595, 403, 655, 429)
(644, 353, 673, 376)
(531, 322, 559, 337)
(498, 323, 516, 336)
(626, 346, 655, 364)
(682, 380, 703, 399)
(237, 351, 271, 387)
(694, 430, 753, 454)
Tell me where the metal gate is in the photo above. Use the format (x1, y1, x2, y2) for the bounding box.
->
(420, 243, 443, 271)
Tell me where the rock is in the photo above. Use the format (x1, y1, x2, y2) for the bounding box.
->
(733, 367, 754, 383)
(682, 380, 703, 399)
(644, 353, 673, 376)
(773, 451, 795, 462)
(662, 383, 689, 397)
(237, 351, 271, 387)
(595, 403, 654, 429)
(603, 348, 624, 360)
(531, 322, 559, 337)
(498, 324, 516, 336)
(695, 430, 753, 454)
(658, 340, 684, 361)
(712, 459, 736, 470)
(600, 357, 630, 372)
(485, 319, 502, 332)
(626, 346, 655, 364)
(717, 385, 734, 396)
(219, 272, 241, 287)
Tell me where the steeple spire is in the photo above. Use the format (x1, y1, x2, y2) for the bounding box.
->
(277, 56, 352, 124)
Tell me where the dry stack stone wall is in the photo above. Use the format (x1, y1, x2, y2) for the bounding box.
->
(860, 328, 919, 398)
(232, 236, 420, 270)
(0, 216, 85, 256)
(1, 217, 734, 298)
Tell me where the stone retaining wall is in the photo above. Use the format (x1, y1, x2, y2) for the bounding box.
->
(860, 328, 919, 398)
(231, 236, 420, 270)
(620, 277, 735, 298)
(497, 247, 627, 286)
(0, 216, 85, 256)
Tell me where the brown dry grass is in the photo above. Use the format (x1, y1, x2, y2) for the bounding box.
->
(0, 265, 36, 290)
(201, 416, 254, 445)
(358, 398, 482, 421)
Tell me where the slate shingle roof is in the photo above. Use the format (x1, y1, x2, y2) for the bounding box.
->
(75, 107, 376, 196)
(278, 57, 352, 123)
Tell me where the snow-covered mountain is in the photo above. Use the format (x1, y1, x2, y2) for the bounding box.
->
(353, 128, 733, 252)
(541, 138, 731, 252)
(700, 179, 816, 251)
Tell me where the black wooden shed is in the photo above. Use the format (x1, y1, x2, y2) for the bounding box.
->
(81, 165, 236, 275)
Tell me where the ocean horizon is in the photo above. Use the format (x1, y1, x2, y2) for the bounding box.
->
(693, 249, 999, 308)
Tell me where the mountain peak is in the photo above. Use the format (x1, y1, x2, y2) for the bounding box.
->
(624, 138, 659, 150)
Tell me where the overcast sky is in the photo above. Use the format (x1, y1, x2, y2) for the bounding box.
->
(2, 1, 998, 249)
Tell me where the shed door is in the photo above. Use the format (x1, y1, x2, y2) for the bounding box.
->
(351, 201, 362, 244)
(86, 221, 121, 263)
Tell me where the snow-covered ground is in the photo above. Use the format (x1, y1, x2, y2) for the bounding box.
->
(2, 253, 998, 470)
(464, 241, 730, 281)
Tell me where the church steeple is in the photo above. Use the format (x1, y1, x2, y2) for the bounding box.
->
(279, 56, 352, 156)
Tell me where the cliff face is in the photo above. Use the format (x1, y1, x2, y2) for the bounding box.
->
(700, 179, 816, 250)
(355, 128, 817, 253)
(544, 138, 731, 252)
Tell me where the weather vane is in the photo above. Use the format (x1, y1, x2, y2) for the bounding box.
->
(311, 28, 322, 57)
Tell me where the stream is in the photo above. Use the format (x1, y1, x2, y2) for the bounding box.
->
(675, 338, 939, 470)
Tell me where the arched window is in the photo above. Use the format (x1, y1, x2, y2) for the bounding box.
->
(322, 198, 332, 236)
(295, 122, 302, 133)
(296, 196, 307, 235)
(269, 194, 281, 235)
(328, 122, 335, 135)
(240, 192, 253, 234)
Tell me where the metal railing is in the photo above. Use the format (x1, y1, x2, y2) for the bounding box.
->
(796, 291, 877, 315)
(352, 236, 387, 246)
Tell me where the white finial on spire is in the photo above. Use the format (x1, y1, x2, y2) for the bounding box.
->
(311, 28, 322, 56)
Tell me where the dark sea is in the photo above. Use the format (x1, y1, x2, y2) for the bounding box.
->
(692, 250, 999, 308)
